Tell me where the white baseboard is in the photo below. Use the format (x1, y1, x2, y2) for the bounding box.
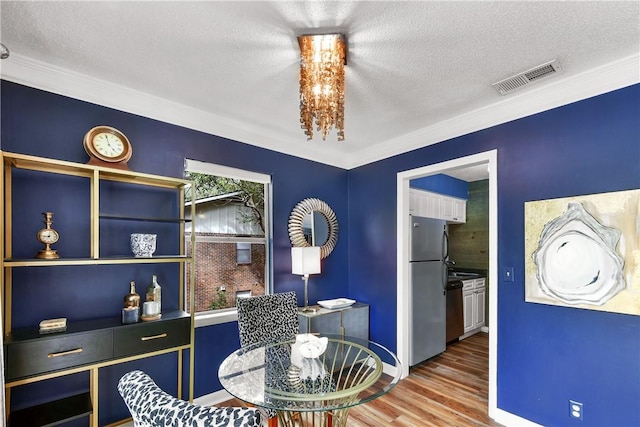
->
(492, 407, 544, 427)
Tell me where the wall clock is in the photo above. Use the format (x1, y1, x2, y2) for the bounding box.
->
(83, 125, 132, 170)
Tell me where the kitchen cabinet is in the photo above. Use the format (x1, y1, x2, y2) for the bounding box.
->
(1, 152, 195, 426)
(409, 188, 466, 223)
(462, 278, 485, 334)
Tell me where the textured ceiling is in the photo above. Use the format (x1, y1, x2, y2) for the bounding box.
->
(1, 1, 639, 172)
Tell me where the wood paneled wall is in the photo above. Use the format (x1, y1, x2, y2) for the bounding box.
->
(449, 179, 489, 325)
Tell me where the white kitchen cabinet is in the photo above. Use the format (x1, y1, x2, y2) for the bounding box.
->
(409, 189, 465, 223)
(463, 278, 486, 333)
(452, 198, 466, 223)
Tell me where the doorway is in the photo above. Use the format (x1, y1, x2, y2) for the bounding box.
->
(396, 149, 498, 417)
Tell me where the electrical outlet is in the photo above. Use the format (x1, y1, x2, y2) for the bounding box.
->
(503, 266, 514, 282)
(569, 400, 583, 421)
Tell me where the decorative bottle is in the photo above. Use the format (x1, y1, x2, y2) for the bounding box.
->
(124, 281, 141, 308)
(146, 274, 162, 314)
(122, 281, 141, 324)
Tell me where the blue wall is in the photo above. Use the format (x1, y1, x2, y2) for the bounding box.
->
(348, 84, 640, 427)
(0, 80, 349, 424)
(2, 79, 639, 427)
(410, 173, 469, 199)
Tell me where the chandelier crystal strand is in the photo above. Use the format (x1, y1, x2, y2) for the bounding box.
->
(298, 34, 346, 141)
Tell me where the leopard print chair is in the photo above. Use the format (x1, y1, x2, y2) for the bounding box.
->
(236, 291, 300, 427)
(117, 370, 262, 427)
(236, 291, 299, 348)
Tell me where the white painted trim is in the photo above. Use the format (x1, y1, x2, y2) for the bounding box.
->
(348, 54, 639, 169)
(1, 53, 637, 170)
(185, 158, 271, 184)
(397, 150, 509, 423)
(194, 308, 238, 328)
(0, 54, 344, 168)
(492, 408, 544, 427)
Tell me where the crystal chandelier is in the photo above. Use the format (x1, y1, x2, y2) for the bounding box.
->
(298, 34, 346, 141)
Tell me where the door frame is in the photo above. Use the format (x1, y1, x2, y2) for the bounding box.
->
(396, 149, 498, 416)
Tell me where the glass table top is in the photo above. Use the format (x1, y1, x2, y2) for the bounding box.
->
(218, 334, 401, 412)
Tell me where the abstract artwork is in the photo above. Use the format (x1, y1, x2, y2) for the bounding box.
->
(525, 189, 639, 315)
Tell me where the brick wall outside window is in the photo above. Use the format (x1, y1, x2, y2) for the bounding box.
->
(185, 233, 265, 312)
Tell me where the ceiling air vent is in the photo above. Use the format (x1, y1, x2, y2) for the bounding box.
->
(492, 60, 563, 95)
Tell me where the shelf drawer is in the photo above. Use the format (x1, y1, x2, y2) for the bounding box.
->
(6, 330, 113, 381)
(113, 316, 190, 358)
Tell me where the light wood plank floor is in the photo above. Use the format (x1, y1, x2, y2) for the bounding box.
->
(222, 332, 502, 426)
(349, 332, 502, 426)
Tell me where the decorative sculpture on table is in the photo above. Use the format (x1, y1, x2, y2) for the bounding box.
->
(288, 333, 331, 394)
(525, 189, 639, 315)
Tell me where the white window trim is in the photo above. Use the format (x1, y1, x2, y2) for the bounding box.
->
(185, 158, 271, 183)
(184, 159, 273, 328)
(195, 308, 238, 328)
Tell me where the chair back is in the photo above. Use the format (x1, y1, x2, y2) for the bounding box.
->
(117, 370, 261, 427)
(236, 291, 299, 348)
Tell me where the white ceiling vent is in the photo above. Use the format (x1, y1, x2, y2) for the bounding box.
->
(492, 60, 563, 95)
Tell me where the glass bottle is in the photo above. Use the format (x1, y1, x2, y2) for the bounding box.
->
(124, 281, 141, 308)
(146, 274, 162, 314)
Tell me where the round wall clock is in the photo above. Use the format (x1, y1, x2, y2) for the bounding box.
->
(83, 125, 132, 169)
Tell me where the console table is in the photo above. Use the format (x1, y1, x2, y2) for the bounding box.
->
(298, 302, 369, 340)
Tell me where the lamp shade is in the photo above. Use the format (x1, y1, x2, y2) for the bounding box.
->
(291, 246, 321, 275)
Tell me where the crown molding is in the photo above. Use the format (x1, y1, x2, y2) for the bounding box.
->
(2, 53, 638, 170)
(0, 54, 345, 167)
(346, 53, 640, 169)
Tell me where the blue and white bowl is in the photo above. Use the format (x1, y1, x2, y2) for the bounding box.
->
(130, 233, 157, 257)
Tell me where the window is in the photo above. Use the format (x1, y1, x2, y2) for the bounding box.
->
(236, 242, 251, 264)
(184, 159, 271, 326)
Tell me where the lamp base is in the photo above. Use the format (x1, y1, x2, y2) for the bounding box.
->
(301, 275, 317, 313)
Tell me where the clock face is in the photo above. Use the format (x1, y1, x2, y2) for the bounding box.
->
(92, 132, 125, 158)
(84, 126, 132, 164)
(38, 229, 59, 245)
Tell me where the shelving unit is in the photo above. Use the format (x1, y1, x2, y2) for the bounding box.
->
(1, 151, 196, 426)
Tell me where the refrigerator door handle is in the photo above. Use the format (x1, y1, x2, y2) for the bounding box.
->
(443, 229, 449, 261)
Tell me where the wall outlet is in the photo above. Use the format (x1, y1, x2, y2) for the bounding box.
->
(569, 400, 583, 421)
(503, 266, 514, 282)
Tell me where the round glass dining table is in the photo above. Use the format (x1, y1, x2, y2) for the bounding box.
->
(218, 334, 401, 427)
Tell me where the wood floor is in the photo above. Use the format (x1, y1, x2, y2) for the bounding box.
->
(348, 332, 502, 426)
(221, 332, 502, 426)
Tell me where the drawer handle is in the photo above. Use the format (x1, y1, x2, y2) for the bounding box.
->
(48, 348, 83, 358)
(141, 333, 167, 341)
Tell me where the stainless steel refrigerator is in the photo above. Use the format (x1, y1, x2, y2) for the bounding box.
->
(409, 215, 448, 366)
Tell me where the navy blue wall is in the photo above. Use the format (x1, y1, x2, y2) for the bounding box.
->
(348, 84, 640, 426)
(0, 80, 349, 424)
(2, 79, 639, 427)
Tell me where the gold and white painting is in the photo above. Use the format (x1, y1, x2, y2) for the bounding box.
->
(524, 189, 640, 315)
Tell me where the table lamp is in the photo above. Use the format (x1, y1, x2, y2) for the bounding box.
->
(291, 246, 321, 313)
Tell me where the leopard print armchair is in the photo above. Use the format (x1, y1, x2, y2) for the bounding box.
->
(118, 370, 262, 427)
(236, 291, 300, 426)
(236, 291, 299, 348)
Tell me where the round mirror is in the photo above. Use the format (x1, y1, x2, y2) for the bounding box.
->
(289, 198, 338, 259)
